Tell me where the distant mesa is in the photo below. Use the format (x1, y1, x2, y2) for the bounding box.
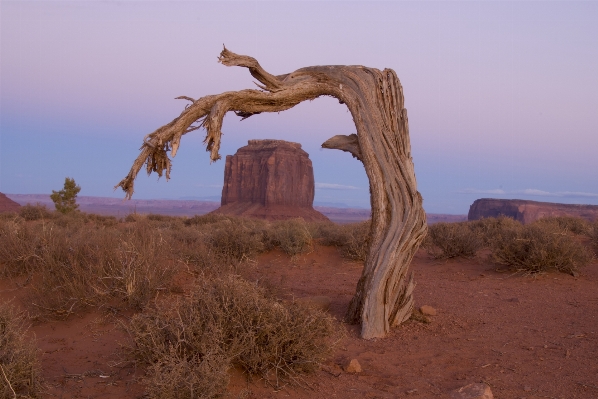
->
(468, 198, 598, 224)
(0, 192, 21, 213)
(212, 139, 329, 222)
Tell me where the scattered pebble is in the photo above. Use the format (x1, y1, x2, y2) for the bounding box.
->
(449, 383, 493, 399)
(420, 305, 437, 316)
(343, 358, 362, 373)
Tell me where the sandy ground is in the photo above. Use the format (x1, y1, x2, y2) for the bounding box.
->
(2, 246, 597, 399)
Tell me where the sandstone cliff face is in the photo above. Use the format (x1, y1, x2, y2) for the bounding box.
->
(214, 140, 328, 221)
(468, 198, 598, 224)
(0, 193, 21, 213)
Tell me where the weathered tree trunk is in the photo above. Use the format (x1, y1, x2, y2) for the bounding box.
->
(116, 48, 427, 339)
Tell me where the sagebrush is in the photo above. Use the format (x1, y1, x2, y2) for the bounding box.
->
(126, 275, 339, 398)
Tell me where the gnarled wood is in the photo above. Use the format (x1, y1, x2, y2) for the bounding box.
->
(116, 47, 427, 339)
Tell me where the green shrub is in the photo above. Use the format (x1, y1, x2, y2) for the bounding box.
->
(491, 222, 593, 274)
(19, 203, 52, 221)
(0, 302, 41, 398)
(126, 276, 338, 398)
(425, 222, 482, 259)
(50, 177, 81, 214)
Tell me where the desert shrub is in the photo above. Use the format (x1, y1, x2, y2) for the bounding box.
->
(19, 203, 52, 221)
(588, 221, 598, 256)
(205, 219, 265, 261)
(124, 213, 141, 223)
(310, 221, 370, 261)
(0, 212, 19, 221)
(269, 219, 313, 256)
(491, 222, 593, 274)
(85, 213, 119, 227)
(183, 213, 231, 227)
(0, 218, 175, 318)
(0, 302, 42, 398)
(534, 216, 590, 235)
(468, 216, 523, 246)
(126, 275, 338, 398)
(426, 222, 482, 259)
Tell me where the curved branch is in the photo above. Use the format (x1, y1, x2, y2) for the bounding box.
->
(322, 134, 362, 161)
(117, 49, 427, 340)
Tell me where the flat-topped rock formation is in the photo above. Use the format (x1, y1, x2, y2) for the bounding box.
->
(0, 192, 21, 213)
(468, 198, 598, 224)
(213, 139, 328, 221)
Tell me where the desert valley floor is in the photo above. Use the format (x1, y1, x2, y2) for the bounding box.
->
(1, 245, 597, 399)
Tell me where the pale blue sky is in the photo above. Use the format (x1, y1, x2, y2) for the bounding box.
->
(2, 1, 597, 213)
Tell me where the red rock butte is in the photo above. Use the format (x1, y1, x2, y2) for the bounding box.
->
(0, 192, 21, 213)
(468, 198, 598, 224)
(212, 139, 329, 221)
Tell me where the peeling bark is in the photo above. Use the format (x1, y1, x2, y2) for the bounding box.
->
(116, 47, 427, 339)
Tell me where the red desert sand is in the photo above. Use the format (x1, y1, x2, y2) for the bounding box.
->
(1, 246, 597, 398)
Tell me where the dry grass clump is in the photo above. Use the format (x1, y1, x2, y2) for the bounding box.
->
(126, 275, 338, 398)
(425, 222, 482, 259)
(18, 204, 52, 221)
(269, 219, 313, 256)
(0, 218, 175, 319)
(311, 221, 370, 261)
(491, 222, 593, 274)
(0, 302, 41, 398)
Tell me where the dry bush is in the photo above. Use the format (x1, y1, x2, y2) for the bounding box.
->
(183, 213, 231, 227)
(19, 204, 52, 221)
(269, 219, 313, 256)
(0, 212, 19, 221)
(468, 216, 523, 247)
(205, 218, 266, 261)
(534, 216, 590, 235)
(425, 222, 482, 259)
(311, 221, 370, 261)
(0, 218, 175, 318)
(588, 221, 598, 256)
(0, 302, 42, 398)
(491, 222, 593, 274)
(126, 276, 338, 398)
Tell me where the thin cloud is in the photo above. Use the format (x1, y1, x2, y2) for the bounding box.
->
(459, 188, 598, 198)
(315, 183, 360, 190)
(458, 188, 506, 195)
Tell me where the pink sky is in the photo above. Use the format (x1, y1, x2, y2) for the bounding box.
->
(2, 1, 597, 213)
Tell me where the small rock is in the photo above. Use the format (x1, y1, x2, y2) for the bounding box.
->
(406, 388, 418, 395)
(343, 359, 362, 373)
(295, 296, 331, 312)
(523, 386, 532, 392)
(449, 383, 493, 399)
(420, 305, 437, 316)
(507, 297, 520, 303)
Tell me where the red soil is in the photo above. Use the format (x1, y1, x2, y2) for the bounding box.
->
(2, 247, 597, 398)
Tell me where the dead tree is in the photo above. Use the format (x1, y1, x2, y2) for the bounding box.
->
(116, 48, 427, 339)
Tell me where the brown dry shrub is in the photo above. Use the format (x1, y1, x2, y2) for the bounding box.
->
(425, 222, 482, 259)
(126, 275, 338, 398)
(19, 203, 52, 221)
(269, 219, 313, 256)
(534, 216, 590, 236)
(468, 216, 523, 246)
(587, 221, 598, 256)
(0, 218, 174, 318)
(311, 221, 370, 261)
(204, 218, 266, 261)
(0, 302, 42, 398)
(491, 222, 593, 274)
